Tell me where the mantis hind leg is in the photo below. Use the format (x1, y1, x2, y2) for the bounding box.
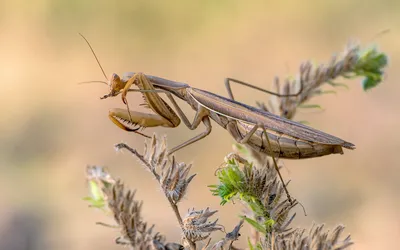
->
(237, 123, 293, 204)
(259, 125, 293, 204)
(224, 78, 303, 101)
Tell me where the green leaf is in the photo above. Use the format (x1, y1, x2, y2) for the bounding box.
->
(362, 77, 380, 91)
(248, 237, 255, 250)
(88, 180, 104, 201)
(265, 219, 276, 231)
(209, 164, 245, 205)
(82, 196, 106, 209)
(246, 200, 267, 217)
(240, 216, 267, 234)
(327, 81, 349, 89)
(233, 143, 249, 155)
(354, 46, 388, 91)
(318, 90, 337, 95)
(83, 180, 108, 209)
(296, 120, 310, 125)
(298, 104, 323, 109)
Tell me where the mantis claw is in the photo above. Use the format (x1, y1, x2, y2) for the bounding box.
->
(108, 108, 178, 134)
(100, 93, 112, 99)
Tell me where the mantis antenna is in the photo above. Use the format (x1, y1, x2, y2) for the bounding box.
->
(79, 33, 151, 139)
(79, 33, 108, 80)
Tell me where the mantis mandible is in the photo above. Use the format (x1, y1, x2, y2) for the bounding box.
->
(80, 34, 355, 203)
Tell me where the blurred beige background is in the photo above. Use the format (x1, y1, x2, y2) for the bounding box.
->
(0, 0, 398, 249)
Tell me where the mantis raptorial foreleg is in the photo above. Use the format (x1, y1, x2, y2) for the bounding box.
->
(109, 108, 175, 130)
(110, 97, 213, 155)
(111, 74, 215, 155)
(224, 78, 303, 101)
(120, 73, 159, 124)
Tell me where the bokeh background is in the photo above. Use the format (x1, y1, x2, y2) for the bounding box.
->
(0, 0, 399, 249)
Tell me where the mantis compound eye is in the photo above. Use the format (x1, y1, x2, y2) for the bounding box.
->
(109, 73, 121, 87)
(107, 73, 126, 94)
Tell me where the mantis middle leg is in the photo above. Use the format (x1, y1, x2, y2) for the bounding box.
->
(164, 94, 214, 155)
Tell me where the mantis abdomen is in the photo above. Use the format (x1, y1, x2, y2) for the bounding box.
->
(237, 123, 344, 159)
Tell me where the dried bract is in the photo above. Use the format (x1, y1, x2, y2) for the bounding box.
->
(257, 44, 384, 120)
(211, 219, 244, 250)
(94, 178, 180, 250)
(212, 154, 297, 234)
(86, 165, 115, 184)
(271, 224, 353, 250)
(115, 134, 196, 204)
(160, 156, 196, 204)
(182, 208, 224, 242)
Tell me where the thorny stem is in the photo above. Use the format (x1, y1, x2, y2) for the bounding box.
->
(114, 143, 196, 250)
(270, 45, 363, 119)
(167, 197, 196, 250)
(115, 143, 160, 180)
(167, 197, 183, 226)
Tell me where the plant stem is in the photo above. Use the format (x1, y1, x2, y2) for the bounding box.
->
(115, 143, 196, 249)
(167, 197, 196, 250)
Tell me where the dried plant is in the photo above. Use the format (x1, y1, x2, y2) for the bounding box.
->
(257, 44, 387, 119)
(84, 42, 387, 249)
(114, 136, 224, 249)
(182, 207, 224, 242)
(210, 152, 297, 235)
(211, 219, 244, 250)
(115, 136, 196, 205)
(85, 165, 181, 250)
(270, 224, 353, 250)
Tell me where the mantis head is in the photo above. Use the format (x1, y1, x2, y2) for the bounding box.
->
(78, 33, 126, 100)
(100, 73, 127, 99)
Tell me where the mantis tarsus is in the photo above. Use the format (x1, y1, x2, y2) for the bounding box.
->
(80, 34, 355, 203)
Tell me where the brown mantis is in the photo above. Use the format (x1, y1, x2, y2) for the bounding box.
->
(80, 34, 355, 202)
(100, 72, 355, 157)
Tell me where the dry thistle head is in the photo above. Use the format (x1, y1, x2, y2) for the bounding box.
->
(86, 165, 115, 184)
(84, 165, 115, 209)
(211, 153, 297, 235)
(159, 156, 196, 204)
(270, 224, 353, 250)
(101, 180, 143, 242)
(115, 134, 196, 204)
(257, 44, 387, 120)
(182, 208, 224, 243)
(85, 166, 182, 249)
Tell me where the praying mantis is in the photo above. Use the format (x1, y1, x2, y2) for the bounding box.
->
(80, 34, 355, 202)
(79, 33, 356, 159)
(99, 72, 355, 159)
